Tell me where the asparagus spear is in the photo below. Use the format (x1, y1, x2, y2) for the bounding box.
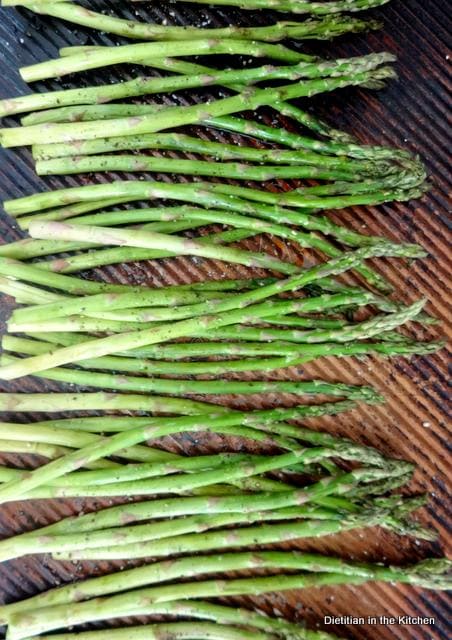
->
(0, 67, 396, 147)
(36, 154, 362, 183)
(1, 352, 380, 401)
(4, 335, 442, 378)
(0, 181, 397, 252)
(6, 622, 278, 640)
(3, 0, 382, 43)
(16, 39, 311, 84)
(46, 497, 409, 560)
(8, 557, 450, 639)
(10, 598, 326, 640)
(29, 131, 387, 176)
(132, 0, 392, 13)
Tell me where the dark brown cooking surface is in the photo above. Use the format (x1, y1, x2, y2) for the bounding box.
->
(0, 1, 450, 638)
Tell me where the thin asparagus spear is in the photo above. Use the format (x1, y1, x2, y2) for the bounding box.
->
(17, 42, 389, 84)
(3, 549, 407, 630)
(132, 0, 392, 13)
(18, 48, 354, 145)
(0, 450, 373, 505)
(29, 131, 386, 175)
(20, 199, 390, 290)
(28, 227, 257, 274)
(0, 67, 396, 147)
(0, 274, 276, 306)
(205, 113, 411, 161)
(14, 55, 372, 126)
(36, 154, 360, 182)
(9, 557, 450, 640)
(4, 335, 442, 378)
(1, 352, 379, 402)
(8, 300, 425, 359)
(0, 392, 231, 415)
(4, 0, 391, 13)
(0, 243, 426, 380)
(14, 486, 405, 538)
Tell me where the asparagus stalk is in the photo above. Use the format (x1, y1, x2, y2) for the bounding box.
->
(206, 113, 410, 160)
(20, 209, 395, 290)
(23, 220, 304, 275)
(18, 42, 390, 84)
(14, 484, 410, 537)
(11, 599, 326, 640)
(4, 335, 442, 378)
(0, 274, 275, 305)
(0, 67, 396, 147)
(4, 0, 392, 13)
(29, 131, 386, 176)
(1, 352, 380, 402)
(22, 46, 362, 143)
(7, 298, 425, 354)
(0, 216, 239, 260)
(6, 622, 278, 640)
(9, 557, 450, 640)
(3, 0, 382, 42)
(132, 0, 392, 13)
(36, 154, 361, 183)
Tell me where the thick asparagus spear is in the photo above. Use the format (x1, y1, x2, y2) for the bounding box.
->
(2, 0, 382, 42)
(7, 598, 326, 640)
(5, 622, 279, 640)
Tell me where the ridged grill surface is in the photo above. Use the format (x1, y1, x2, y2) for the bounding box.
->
(0, 1, 450, 638)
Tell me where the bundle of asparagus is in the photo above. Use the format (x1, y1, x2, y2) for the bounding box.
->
(0, 1, 448, 638)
